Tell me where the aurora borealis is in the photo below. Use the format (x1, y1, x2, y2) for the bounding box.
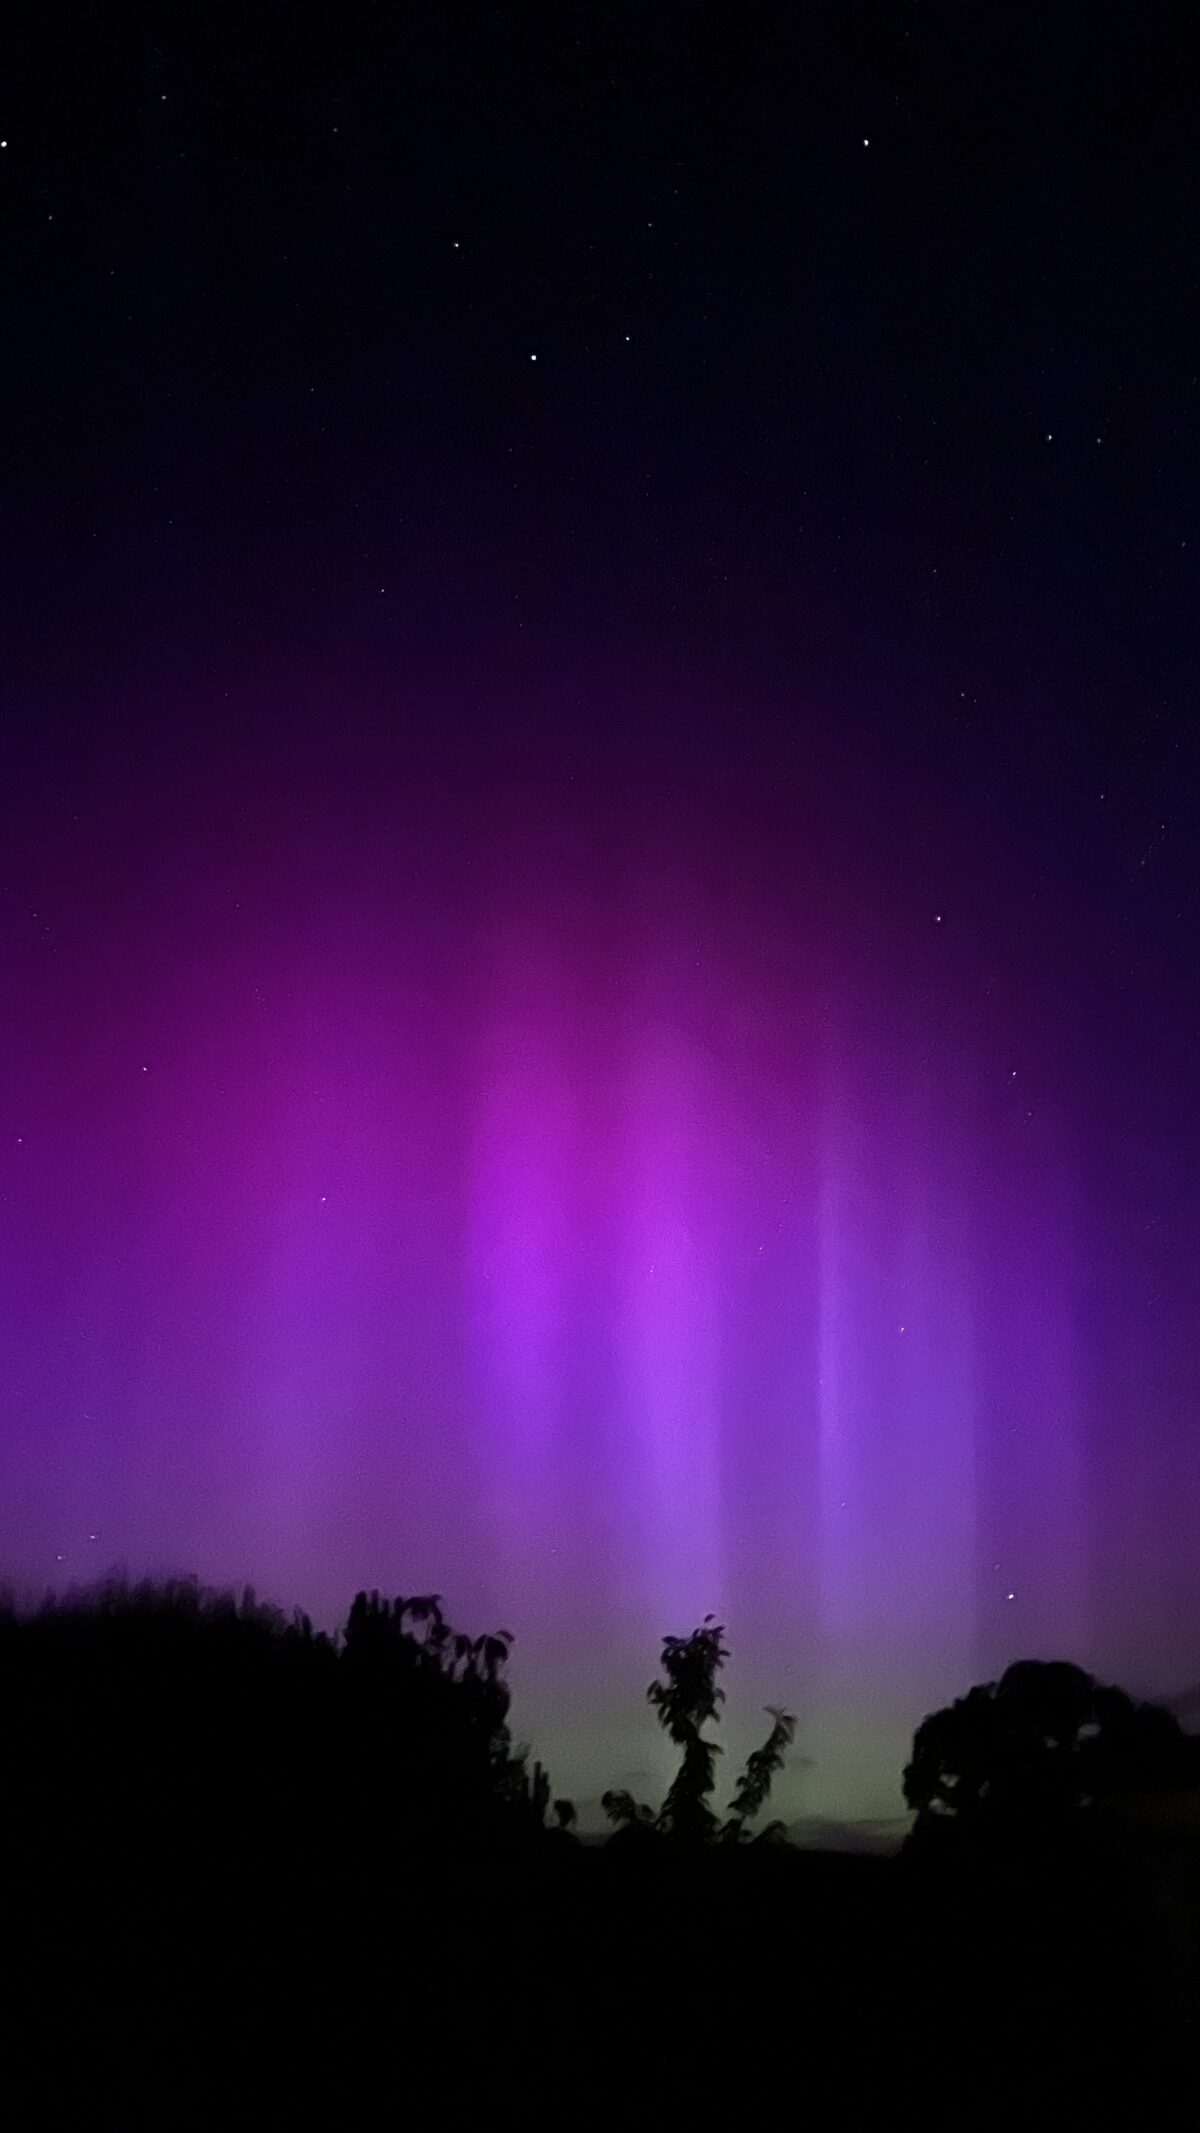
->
(2, 638, 1186, 1832)
(4, 8, 1200, 1834)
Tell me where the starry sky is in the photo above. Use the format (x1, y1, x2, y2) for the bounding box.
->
(3, 4, 1200, 1833)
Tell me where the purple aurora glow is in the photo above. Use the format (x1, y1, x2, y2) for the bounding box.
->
(1, 654, 1150, 1833)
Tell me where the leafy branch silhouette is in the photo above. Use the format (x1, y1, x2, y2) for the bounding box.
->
(602, 1615, 796, 1845)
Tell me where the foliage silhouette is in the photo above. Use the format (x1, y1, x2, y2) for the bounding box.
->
(0, 1573, 564, 1860)
(0, 1573, 1185, 2125)
(904, 1657, 1194, 1853)
(602, 1614, 796, 1845)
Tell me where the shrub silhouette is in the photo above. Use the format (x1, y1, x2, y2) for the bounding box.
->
(0, 1574, 563, 1859)
(602, 1614, 796, 1844)
(903, 1657, 1193, 1852)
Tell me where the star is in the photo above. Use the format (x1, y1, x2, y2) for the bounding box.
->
(530, 352, 537, 361)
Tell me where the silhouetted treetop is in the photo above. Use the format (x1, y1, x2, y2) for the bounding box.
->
(904, 1658, 1193, 1853)
(603, 1616, 796, 1846)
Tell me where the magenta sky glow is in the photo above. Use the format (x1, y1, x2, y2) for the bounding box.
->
(8, 15, 1200, 1855)
(1, 655, 1153, 1834)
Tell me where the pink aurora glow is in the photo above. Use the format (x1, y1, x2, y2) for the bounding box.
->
(0, 667, 1132, 1828)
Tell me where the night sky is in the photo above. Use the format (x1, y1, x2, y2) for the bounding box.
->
(4, 5, 1200, 1835)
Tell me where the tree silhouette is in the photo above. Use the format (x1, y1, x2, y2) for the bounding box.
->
(338, 1587, 557, 1843)
(904, 1657, 1193, 1852)
(602, 1616, 796, 1844)
(0, 1573, 563, 1872)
